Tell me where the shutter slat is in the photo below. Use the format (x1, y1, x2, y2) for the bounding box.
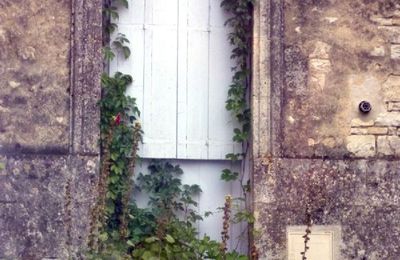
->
(113, 0, 241, 159)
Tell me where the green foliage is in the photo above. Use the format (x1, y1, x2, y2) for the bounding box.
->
(220, 0, 254, 144)
(103, 0, 131, 60)
(93, 0, 255, 258)
(90, 161, 248, 259)
(131, 161, 247, 260)
(98, 71, 141, 233)
(221, 169, 239, 182)
(219, 0, 257, 256)
(99, 72, 139, 133)
(135, 161, 203, 224)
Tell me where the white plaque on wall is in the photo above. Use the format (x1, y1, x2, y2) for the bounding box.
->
(287, 226, 340, 260)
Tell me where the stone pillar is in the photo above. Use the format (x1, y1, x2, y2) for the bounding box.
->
(0, 0, 102, 258)
(252, 0, 400, 259)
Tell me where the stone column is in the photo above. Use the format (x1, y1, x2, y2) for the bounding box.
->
(252, 0, 400, 259)
(0, 0, 102, 258)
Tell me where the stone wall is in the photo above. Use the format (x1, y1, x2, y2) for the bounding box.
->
(0, 0, 102, 259)
(252, 0, 400, 259)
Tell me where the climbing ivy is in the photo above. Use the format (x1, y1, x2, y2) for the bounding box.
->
(87, 0, 254, 259)
(219, 0, 258, 258)
(87, 0, 142, 254)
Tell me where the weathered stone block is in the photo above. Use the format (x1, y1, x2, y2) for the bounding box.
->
(346, 135, 375, 157)
(0, 0, 71, 151)
(389, 126, 397, 135)
(388, 102, 400, 111)
(0, 0, 102, 258)
(367, 127, 388, 135)
(309, 41, 331, 59)
(254, 159, 400, 259)
(383, 75, 400, 102)
(0, 155, 98, 259)
(391, 44, 400, 59)
(351, 118, 374, 127)
(370, 16, 393, 26)
(369, 46, 386, 57)
(378, 26, 400, 43)
(377, 136, 400, 156)
(375, 112, 400, 126)
(350, 127, 388, 135)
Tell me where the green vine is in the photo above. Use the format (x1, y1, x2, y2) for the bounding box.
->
(87, 0, 142, 254)
(87, 0, 255, 258)
(219, 0, 258, 258)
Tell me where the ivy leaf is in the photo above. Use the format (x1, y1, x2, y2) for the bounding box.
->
(165, 234, 175, 244)
(122, 46, 131, 59)
(221, 169, 239, 182)
(145, 236, 159, 243)
(110, 153, 118, 161)
(204, 211, 213, 217)
(103, 47, 115, 61)
(115, 0, 129, 8)
(106, 22, 118, 34)
(98, 232, 108, 242)
(127, 240, 135, 247)
(225, 153, 241, 161)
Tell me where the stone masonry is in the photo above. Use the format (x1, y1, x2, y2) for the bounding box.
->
(0, 0, 102, 259)
(252, 0, 400, 259)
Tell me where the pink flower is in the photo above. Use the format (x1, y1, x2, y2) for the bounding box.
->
(114, 113, 121, 125)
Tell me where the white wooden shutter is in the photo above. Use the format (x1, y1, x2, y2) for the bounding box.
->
(112, 0, 241, 159)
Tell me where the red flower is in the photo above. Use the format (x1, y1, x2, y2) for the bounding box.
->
(114, 113, 121, 125)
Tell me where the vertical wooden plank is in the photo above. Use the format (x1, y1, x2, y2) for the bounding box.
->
(208, 5, 241, 159)
(184, 30, 209, 159)
(188, 0, 209, 28)
(152, 0, 178, 25)
(117, 24, 145, 127)
(141, 0, 178, 158)
(118, 0, 145, 25)
(210, 0, 228, 28)
(178, 0, 210, 159)
(177, 0, 189, 158)
(114, 0, 239, 159)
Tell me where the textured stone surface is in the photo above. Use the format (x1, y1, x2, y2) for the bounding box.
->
(0, 0, 70, 150)
(0, 155, 98, 259)
(350, 127, 388, 135)
(377, 136, 400, 156)
(346, 135, 376, 157)
(375, 112, 400, 126)
(0, 0, 102, 258)
(391, 44, 400, 59)
(388, 102, 400, 111)
(253, 158, 400, 259)
(350, 118, 374, 127)
(278, 0, 400, 158)
(252, 0, 400, 259)
(71, 0, 102, 155)
(383, 75, 400, 102)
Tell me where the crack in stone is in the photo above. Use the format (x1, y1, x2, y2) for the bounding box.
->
(0, 200, 17, 204)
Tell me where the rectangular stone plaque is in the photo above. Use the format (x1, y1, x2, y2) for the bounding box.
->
(287, 226, 340, 260)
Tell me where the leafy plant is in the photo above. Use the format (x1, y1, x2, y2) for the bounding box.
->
(90, 0, 256, 258)
(89, 160, 248, 259)
(131, 161, 222, 259)
(103, 0, 131, 60)
(219, 0, 257, 257)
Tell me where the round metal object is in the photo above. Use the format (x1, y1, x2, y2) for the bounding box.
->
(359, 101, 371, 114)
